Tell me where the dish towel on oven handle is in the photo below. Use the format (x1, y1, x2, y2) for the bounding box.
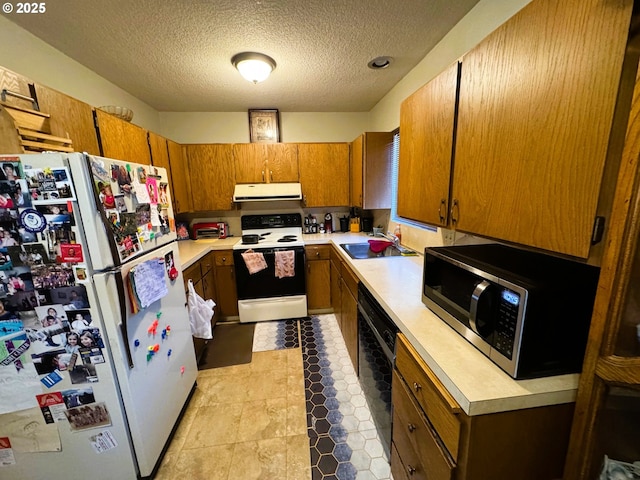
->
(275, 250, 295, 278)
(241, 249, 268, 274)
(187, 279, 215, 339)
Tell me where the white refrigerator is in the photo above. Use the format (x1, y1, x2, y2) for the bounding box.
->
(0, 152, 198, 479)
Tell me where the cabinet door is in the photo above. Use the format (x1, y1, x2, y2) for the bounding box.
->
(453, 0, 633, 258)
(306, 246, 331, 311)
(266, 143, 298, 182)
(233, 143, 267, 183)
(34, 84, 100, 155)
(330, 258, 342, 327)
(214, 265, 239, 318)
(350, 134, 364, 207)
(167, 140, 192, 213)
(299, 143, 349, 207)
(398, 62, 459, 227)
(340, 276, 358, 370)
(363, 132, 394, 210)
(148, 131, 170, 172)
(95, 109, 151, 164)
(185, 144, 235, 211)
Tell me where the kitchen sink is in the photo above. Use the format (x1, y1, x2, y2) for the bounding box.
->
(340, 242, 417, 259)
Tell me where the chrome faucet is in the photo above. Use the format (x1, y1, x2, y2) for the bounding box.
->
(379, 232, 399, 246)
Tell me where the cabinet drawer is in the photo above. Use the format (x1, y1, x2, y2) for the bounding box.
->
(305, 245, 330, 260)
(341, 262, 359, 298)
(392, 370, 455, 480)
(182, 262, 202, 288)
(214, 250, 234, 266)
(200, 252, 215, 273)
(395, 334, 461, 460)
(391, 441, 422, 480)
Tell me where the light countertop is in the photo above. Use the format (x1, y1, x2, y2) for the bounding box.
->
(177, 233, 579, 416)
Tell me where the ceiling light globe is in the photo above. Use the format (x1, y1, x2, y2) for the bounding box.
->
(232, 52, 276, 84)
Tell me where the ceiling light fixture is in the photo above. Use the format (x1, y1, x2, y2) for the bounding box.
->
(367, 56, 393, 69)
(231, 52, 277, 84)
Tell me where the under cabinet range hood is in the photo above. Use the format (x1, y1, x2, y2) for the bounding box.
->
(233, 182, 303, 202)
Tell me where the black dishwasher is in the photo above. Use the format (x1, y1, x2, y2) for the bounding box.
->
(357, 283, 398, 460)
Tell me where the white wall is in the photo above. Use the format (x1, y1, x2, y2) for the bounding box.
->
(158, 111, 369, 144)
(0, 15, 161, 131)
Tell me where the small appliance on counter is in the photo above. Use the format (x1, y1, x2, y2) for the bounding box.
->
(361, 216, 373, 233)
(192, 222, 227, 239)
(340, 216, 350, 233)
(422, 243, 600, 379)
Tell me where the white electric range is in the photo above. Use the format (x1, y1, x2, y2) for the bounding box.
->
(232, 214, 307, 322)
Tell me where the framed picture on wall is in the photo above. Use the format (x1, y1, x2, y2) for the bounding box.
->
(248, 109, 280, 143)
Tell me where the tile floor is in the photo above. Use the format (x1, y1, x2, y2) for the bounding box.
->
(155, 314, 390, 480)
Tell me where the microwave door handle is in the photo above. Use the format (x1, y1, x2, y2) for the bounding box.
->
(469, 280, 491, 335)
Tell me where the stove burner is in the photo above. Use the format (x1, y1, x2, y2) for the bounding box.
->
(278, 235, 298, 243)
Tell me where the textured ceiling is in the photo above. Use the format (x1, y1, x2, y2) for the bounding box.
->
(7, 0, 481, 112)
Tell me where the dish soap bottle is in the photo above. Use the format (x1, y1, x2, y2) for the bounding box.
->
(394, 224, 402, 244)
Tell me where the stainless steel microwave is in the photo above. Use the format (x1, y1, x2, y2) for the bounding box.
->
(422, 244, 600, 379)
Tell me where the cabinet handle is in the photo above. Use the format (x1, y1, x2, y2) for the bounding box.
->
(222, 257, 226, 262)
(270, 170, 273, 182)
(451, 198, 459, 226)
(308, 263, 311, 273)
(439, 198, 447, 223)
(230, 267, 234, 280)
(316, 251, 320, 257)
(407, 423, 416, 433)
(262, 170, 265, 182)
(413, 382, 422, 392)
(303, 195, 307, 207)
(407, 465, 416, 476)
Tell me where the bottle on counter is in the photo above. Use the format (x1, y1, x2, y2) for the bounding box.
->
(394, 224, 402, 244)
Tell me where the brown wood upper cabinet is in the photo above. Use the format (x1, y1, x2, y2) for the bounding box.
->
(351, 132, 394, 209)
(34, 84, 100, 155)
(398, 0, 634, 259)
(95, 109, 151, 164)
(452, 0, 633, 258)
(185, 144, 235, 211)
(233, 143, 298, 183)
(298, 142, 349, 207)
(398, 62, 459, 227)
(167, 140, 193, 213)
(148, 131, 170, 172)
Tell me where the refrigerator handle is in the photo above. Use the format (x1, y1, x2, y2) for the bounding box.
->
(113, 271, 135, 369)
(82, 153, 122, 267)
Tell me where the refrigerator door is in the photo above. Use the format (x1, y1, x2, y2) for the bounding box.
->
(15, 152, 178, 271)
(93, 241, 197, 477)
(70, 154, 178, 270)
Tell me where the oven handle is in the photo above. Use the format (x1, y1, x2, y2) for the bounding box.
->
(358, 303, 395, 363)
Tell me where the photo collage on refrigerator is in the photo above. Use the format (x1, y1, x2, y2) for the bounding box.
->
(89, 157, 173, 261)
(0, 157, 114, 439)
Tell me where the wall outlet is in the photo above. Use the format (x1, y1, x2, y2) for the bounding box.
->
(442, 229, 455, 246)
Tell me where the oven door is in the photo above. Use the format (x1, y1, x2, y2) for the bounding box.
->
(233, 246, 306, 300)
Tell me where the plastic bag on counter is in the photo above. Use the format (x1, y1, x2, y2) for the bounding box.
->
(187, 279, 215, 339)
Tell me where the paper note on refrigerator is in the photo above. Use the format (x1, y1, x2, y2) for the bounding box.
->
(131, 258, 168, 308)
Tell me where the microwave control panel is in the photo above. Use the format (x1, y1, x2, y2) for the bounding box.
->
(493, 288, 521, 359)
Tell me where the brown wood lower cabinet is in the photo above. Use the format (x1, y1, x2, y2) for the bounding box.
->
(213, 250, 238, 318)
(393, 333, 575, 480)
(330, 245, 358, 371)
(305, 245, 331, 312)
